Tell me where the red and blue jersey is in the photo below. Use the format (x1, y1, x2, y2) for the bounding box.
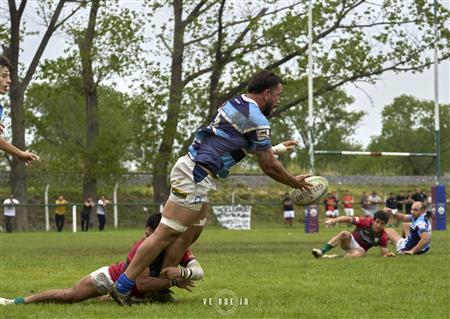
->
(351, 217, 388, 251)
(108, 238, 195, 297)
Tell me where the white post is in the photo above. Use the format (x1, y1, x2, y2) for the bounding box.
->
(433, 0, 441, 184)
(72, 205, 77, 233)
(44, 184, 50, 232)
(113, 181, 119, 228)
(307, 0, 315, 174)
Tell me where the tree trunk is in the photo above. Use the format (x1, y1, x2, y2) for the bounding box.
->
(83, 88, 99, 200)
(7, 0, 28, 231)
(5, 0, 69, 230)
(9, 94, 28, 231)
(79, 0, 100, 201)
(152, 0, 185, 208)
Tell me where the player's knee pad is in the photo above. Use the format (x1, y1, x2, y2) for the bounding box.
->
(160, 216, 188, 233)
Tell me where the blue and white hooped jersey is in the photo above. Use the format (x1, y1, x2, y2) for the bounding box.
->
(188, 95, 272, 179)
(404, 214, 431, 253)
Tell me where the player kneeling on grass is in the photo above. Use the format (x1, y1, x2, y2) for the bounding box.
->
(384, 201, 431, 255)
(312, 211, 395, 259)
(0, 213, 203, 306)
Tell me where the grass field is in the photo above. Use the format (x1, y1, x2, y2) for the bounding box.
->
(0, 224, 449, 319)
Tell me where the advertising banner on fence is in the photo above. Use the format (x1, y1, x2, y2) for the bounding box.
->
(212, 205, 251, 230)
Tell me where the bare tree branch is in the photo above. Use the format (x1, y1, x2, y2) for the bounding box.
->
(218, 0, 366, 103)
(54, 3, 83, 29)
(21, 0, 67, 95)
(271, 52, 447, 118)
(185, 2, 303, 47)
(182, 0, 209, 27)
(221, 8, 267, 60)
(158, 34, 173, 54)
(338, 20, 423, 29)
(17, 0, 27, 18)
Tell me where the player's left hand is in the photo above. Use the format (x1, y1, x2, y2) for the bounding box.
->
(399, 250, 414, 255)
(324, 218, 336, 227)
(160, 267, 181, 280)
(383, 252, 396, 257)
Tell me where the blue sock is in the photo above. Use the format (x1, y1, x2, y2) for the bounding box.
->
(115, 273, 135, 295)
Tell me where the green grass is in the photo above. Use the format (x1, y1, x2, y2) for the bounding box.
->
(1, 224, 449, 319)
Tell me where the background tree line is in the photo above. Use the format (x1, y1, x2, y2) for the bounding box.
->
(1, 0, 449, 229)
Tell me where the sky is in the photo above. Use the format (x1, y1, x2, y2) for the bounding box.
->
(3, 1, 450, 148)
(346, 62, 449, 146)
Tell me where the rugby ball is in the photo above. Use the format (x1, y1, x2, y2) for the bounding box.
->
(291, 176, 329, 205)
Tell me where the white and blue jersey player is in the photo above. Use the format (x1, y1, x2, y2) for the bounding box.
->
(111, 71, 313, 305)
(385, 201, 431, 255)
(0, 56, 38, 164)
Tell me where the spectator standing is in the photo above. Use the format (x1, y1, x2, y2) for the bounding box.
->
(396, 191, 406, 213)
(342, 190, 354, 217)
(411, 187, 427, 203)
(97, 196, 110, 231)
(385, 192, 398, 227)
(360, 191, 371, 217)
(405, 190, 414, 214)
(368, 191, 382, 217)
(331, 191, 339, 217)
(3, 195, 19, 233)
(324, 193, 337, 218)
(81, 196, 95, 232)
(55, 195, 68, 232)
(282, 193, 295, 227)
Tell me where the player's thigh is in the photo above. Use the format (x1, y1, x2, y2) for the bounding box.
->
(162, 206, 207, 267)
(163, 199, 204, 226)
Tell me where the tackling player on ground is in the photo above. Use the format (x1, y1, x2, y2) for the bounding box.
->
(0, 213, 203, 305)
(312, 210, 395, 259)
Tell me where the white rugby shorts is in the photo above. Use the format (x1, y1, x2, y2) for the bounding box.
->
(349, 235, 365, 253)
(90, 266, 114, 294)
(168, 155, 217, 211)
(395, 238, 407, 253)
(326, 210, 338, 217)
(344, 208, 354, 217)
(284, 210, 295, 219)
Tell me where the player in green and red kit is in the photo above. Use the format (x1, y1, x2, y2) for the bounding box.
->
(312, 211, 396, 259)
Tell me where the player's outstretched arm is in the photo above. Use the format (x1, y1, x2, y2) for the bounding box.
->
(0, 136, 39, 165)
(325, 216, 352, 226)
(255, 148, 311, 191)
(383, 207, 412, 223)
